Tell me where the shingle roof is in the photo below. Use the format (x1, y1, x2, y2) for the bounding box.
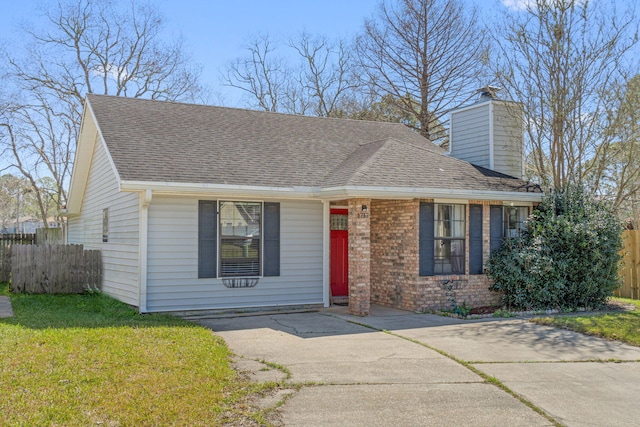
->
(323, 138, 537, 193)
(86, 94, 540, 194)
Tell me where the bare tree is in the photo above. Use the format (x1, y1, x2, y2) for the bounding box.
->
(0, 174, 28, 232)
(288, 33, 361, 117)
(355, 0, 489, 143)
(342, 93, 420, 126)
(494, 0, 639, 190)
(223, 35, 289, 113)
(223, 33, 361, 117)
(596, 75, 640, 218)
(1, 0, 205, 226)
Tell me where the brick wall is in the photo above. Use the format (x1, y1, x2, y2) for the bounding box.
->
(413, 275, 501, 312)
(364, 198, 503, 313)
(348, 198, 371, 316)
(370, 199, 420, 311)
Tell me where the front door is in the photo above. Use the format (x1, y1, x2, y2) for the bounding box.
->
(330, 209, 349, 298)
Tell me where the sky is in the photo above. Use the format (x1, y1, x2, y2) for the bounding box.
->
(0, 0, 635, 106)
(0, 0, 509, 107)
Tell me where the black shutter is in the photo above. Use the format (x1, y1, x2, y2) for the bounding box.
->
(490, 205, 504, 253)
(263, 202, 280, 276)
(198, 200, 217, 278)
(469, 204, 483, 274)
(419, 202, 435, 276)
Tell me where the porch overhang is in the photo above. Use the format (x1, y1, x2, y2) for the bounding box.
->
(315, 186, 543, 203)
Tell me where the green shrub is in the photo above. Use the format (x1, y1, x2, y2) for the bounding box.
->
(487, 185, 623, 311)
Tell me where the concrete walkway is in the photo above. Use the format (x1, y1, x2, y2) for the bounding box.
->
(0, 296, 13, 318)
(196, 306, 640, 427)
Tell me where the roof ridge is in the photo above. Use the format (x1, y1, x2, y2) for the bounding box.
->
(347, 137, 397, 184)
(86, 93, 415, 128)
(343, 139, 398, 186)
(358, 136, 402, 146)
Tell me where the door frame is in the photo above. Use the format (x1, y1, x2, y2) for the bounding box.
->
(330, 208, 349, 303)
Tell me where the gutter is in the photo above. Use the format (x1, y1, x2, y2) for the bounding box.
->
(314, 186, 544, 202)
(120, 181, 543, 203)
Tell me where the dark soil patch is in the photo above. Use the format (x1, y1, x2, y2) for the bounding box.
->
(468, 306, 501, 315)
(466, 299, 635, 317)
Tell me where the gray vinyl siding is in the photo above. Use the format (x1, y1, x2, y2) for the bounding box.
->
(492, 103, 524, 179)
(450, 104, 491, 168)
(146, 196, 324, 312)
(67, 136, 140, 306)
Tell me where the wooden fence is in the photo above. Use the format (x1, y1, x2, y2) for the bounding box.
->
(0, 233, 36, 282)
(617, 230, 640, 300)
(35, 228, 64, 245)
(10, 244, 101, 294)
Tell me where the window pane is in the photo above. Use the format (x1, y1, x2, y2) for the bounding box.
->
(220, 201, 261, 238)
(504, 206, 529, 238)
(434, 239, 465, 274)
(435, 204, 465, 238)
(219, 201, 262, 277)
(220, 238, 260, 277)
(451, 205, 465, 238)
(330, 214, 348, 230)
(102, 208, 109, 243)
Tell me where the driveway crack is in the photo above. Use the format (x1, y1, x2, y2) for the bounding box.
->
(341, 318, 566, 427)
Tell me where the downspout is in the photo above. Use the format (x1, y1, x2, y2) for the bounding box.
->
(138, 189, 152, 313)
(322, 200, 330, 307)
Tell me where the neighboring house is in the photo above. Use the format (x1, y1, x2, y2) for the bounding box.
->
(66, 93, 542, 315)
(2, 217, 59, 234)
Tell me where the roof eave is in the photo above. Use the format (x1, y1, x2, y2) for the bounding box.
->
(120, 181, 544, 202)
(120, 180, 318, 199)
(316, 186, 543, 202)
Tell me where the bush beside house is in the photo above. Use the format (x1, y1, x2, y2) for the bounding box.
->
(488, 186, 623, 310)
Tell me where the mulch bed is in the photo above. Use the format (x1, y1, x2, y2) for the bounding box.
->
(465, 298, 636, 318)
(468, 306, 501, 315)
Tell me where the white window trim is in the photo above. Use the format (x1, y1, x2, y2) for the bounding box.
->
(217, 200, 264, 279)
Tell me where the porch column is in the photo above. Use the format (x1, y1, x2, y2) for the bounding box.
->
(348, 198, 371, 316)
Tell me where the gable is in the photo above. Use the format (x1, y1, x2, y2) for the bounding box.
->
(66, 100, 122, 215)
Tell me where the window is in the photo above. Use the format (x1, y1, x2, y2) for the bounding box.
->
(102, 208, 109, 242)
(330, 213, 348, 230)
(198, 200, 279, 279)
(504, 206, 529, 238)
(219, 201, 262, 277)
(434, 204, 465, 274)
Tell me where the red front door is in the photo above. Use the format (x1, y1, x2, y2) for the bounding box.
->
(330, 209, 349, 297)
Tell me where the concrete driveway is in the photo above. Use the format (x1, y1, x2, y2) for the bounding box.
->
(195, 306, 640, 427)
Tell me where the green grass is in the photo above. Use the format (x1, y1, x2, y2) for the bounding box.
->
(534, 298, 640, 347)
(0, 282, 266, 426)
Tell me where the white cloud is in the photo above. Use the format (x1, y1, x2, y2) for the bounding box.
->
(502, 0, 536, 10)
(502, 0, 589, 11)
(90, 63, 129, 82)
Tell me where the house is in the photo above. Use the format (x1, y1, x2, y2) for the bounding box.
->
(66, 93, 542, 315)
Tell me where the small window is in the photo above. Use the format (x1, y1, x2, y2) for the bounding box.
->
(219, 201, 262, 277)
(330, 213, 348, 230)
(504, 206, 529, 238)
(434, 204, 465, 274)
(102, 208, 109, 242)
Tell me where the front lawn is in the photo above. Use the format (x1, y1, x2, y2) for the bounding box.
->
(534, 298, 640, 347)
(0, 283, 267, 426)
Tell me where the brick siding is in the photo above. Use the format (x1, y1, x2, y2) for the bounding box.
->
(348, 198, 371, 316)
(363, 198, 502, 313)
